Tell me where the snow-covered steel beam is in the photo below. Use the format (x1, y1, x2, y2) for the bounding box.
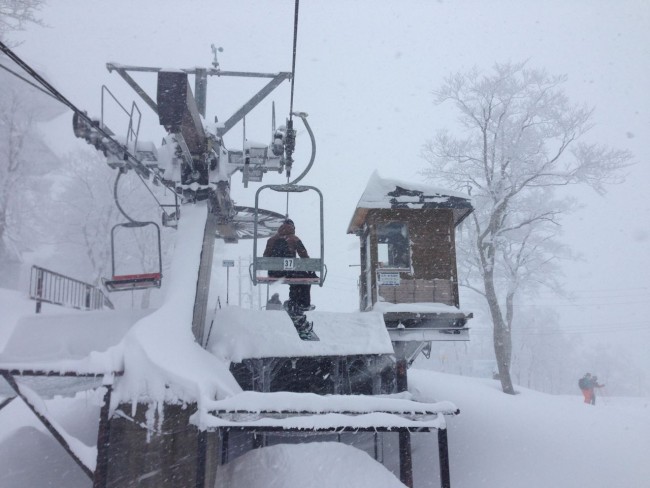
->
(0, 369, 123, 377)
(157, 71, 207, 156)
(111, 67, 158, 115)
(193, 211, 218, 345)
(1, 372, 95, 480)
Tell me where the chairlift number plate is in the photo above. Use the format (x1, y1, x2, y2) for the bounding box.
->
(283, 258, 295, 270)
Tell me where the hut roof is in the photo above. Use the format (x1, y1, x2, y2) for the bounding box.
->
(347, 171, 473, 234)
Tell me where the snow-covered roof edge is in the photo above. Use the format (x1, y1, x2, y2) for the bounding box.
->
(360, 170, 471, 205)
(347, 171, 472, 234)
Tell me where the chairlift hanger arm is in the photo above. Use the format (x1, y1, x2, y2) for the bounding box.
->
(286, 112, 316, 184)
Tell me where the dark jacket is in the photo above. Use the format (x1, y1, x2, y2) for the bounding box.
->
(263, 221, 309, 259)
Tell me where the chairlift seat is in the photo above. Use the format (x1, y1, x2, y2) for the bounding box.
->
(250, 257, 326, 286)
(104, 272, 162, 292)
(256, 276, 321, 285)
(250, 184, 327, 287)
(105, 220, 163, 293)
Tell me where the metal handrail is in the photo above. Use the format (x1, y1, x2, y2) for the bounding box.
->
(29, 265, 114, 313)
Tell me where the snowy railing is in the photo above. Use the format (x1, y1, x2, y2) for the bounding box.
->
(29, 265, 114, 313)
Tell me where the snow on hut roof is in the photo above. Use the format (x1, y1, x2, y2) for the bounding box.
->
(347, 171, 473, 234)
(207, 306, 394, 362)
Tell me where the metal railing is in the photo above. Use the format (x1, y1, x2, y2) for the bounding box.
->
(29, 266, 114, 313)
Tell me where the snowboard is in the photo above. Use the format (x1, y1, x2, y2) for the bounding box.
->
(284, 301, 320, 341)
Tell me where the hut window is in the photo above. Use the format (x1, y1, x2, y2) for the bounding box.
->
(377, 222, 410, 269)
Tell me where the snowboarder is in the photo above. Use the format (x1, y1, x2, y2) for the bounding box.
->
(263, 219, 315, 313)
(263, 219, 318, 340)
(579, 373, 605, 405)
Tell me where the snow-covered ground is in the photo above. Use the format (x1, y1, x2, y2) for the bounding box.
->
(0, 204, 647, 487)
(1, 347, 647, 487)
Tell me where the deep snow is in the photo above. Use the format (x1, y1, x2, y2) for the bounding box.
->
(1, 369, 648, 487)
(1, 206, 648, 487)
(1, 326, 648, 487)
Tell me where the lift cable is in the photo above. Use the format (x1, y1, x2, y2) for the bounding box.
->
(0, 40, 181, 213)
(284, 0, 319, 220)
(288, 0, 300, 122)
(0, 62, 59, 101)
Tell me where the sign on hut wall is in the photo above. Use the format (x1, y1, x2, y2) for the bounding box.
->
(377, 272, 401, 286)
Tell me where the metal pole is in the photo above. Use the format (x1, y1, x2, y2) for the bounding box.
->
(35, 268, 43, 313)
(238, 257, 242, 307)
(192, 211, 218, 345)
(220, 429, 229, 465)
(438, 428, 451, 488)
(196, 430, 207, 488)
(93, 383, 113, 488)
(396, 358, 414, 487)
(226, 267, 230, 305)
(399, 430, 414, 488)
(248, 256, 254, 309)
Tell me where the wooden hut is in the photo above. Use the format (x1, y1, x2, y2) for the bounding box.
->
(347, 171, 473, 351)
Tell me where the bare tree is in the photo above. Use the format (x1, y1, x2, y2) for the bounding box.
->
(51, 149, 173, 308)
(0, 0, 43, 40)
(49, 150, 119, 286)
(421, 61, 632, 394)
(0, 71, 60, 289)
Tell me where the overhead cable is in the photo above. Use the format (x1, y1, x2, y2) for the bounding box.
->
(0, 40, 181, 208)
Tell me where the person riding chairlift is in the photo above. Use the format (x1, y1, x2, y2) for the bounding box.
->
(263, 219, 315, 313)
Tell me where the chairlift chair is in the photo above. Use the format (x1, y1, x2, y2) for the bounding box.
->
(250, 184, 326, 286)
(103, 221, 163, 292)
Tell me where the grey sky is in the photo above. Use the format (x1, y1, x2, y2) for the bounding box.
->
(9, 0, 650, 370)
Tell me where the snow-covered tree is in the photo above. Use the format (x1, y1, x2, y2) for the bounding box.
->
(421, 61, 632, 394)
(0, 69, 61, 287)
(51, 149, 174, 308)
(0, 0, 43, 41)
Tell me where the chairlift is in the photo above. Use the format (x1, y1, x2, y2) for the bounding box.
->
(250, 184, 326, 286)
(103, 221, 163, 292)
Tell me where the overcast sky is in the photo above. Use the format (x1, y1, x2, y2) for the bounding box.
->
(8, 0, 650, 369)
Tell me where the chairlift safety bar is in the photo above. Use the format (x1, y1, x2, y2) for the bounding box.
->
(251, 184, 325, 286)
(106, 221, 163, 292)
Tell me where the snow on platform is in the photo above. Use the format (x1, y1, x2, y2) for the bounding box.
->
(196, 390, 456, 431)
(0, 308, 151, 375)
(207, 306, 394, 362)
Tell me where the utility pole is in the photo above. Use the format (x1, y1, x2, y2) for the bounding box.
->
(238, 257, 242, 307)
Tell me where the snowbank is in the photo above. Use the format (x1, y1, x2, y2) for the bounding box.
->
(207, 306, 393, 361)
(1, 370, 648, 487)
(215, 442, 406, 488)
(408, 369, 650, 488)
(114, 203, 241, 405)
(0, 308, 150, 374)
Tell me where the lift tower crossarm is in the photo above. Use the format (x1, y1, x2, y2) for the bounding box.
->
(106, 63, 292, 137)
(217, 72, 291, 137)
(107, 62, 289, 78)
(107, 65, 159, 115)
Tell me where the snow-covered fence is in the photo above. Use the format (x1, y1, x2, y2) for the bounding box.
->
(29, 265, 114, 313)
